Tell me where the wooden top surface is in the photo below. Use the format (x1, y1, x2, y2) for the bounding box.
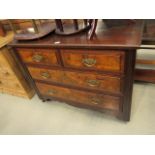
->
(0, 31, 14, 48)
(9, 20, 144, 49)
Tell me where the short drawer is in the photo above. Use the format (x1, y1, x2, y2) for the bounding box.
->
(36, 82, 121, 111)
(61, 50, 125, 73)
(17, 48, 59, 66)
(28, 67, 122, 94)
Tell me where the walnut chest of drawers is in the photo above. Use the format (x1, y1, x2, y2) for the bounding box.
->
(9, 20, 144, 121)
(0, 32, 35, 98)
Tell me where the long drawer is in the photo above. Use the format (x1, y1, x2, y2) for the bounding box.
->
(36, 82, 121, 111)
(17, 48, 59, 66)
(28, 67, 122, 94)
(61, 49, 125, 73)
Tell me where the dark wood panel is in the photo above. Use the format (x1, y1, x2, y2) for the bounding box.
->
(121, 50, 136, 121)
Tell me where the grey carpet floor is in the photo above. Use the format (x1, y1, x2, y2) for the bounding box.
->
(0, 82, 155, 135)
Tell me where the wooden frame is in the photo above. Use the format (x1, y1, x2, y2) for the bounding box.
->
(135, 19, 155, 83)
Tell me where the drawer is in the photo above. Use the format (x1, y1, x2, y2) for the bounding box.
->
(0, 78, 23, 90)
(36, 82, 121, 111)
(0, 67, 17, 80)
(0, 54, 11, 68)
(61, 50, 125, 73)
(17, 48, 59, 66)
(0, 87, 27, 98)
(28, 67, 122, 94)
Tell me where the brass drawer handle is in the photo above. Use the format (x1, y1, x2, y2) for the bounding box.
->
(87, 79, 100, 87)
(82, 58, 96, 67)
(40, 72, 51, 79)
(32, 54, 44, 62)
(90, 97, 102, 105)
(46, 89, 57, 95)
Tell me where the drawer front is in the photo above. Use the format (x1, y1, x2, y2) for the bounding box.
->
(0, 54, 11, 68)
(28, 67, 121, 94)
(61, 50, 125, 73)
(0, 54, 17, 80)
(36, 82, 121, 111)
(0, 78, 23, 90)
(17, 48, 59, 66)
(0, 67, 17, 80)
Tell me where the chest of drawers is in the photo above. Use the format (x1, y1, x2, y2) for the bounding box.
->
(9, 20, 144, 121)
(0, 32, 35, 98)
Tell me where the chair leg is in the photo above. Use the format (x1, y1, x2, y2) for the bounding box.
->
(73, 19, 79, 30)
(88, 19, 98, 40)
(55, 19, 64, 32)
